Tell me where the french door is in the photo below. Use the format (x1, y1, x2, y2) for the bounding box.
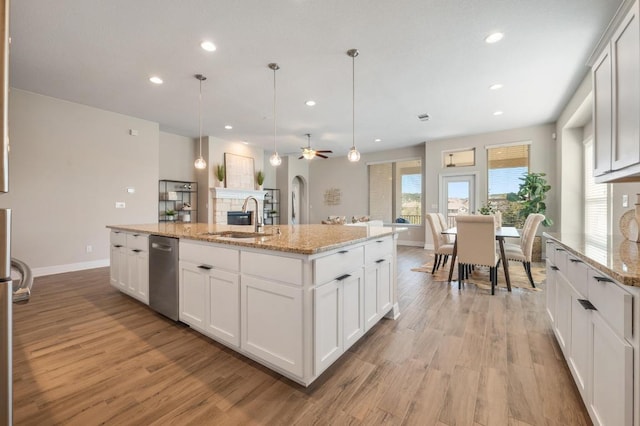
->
(439, 173, 477, 228)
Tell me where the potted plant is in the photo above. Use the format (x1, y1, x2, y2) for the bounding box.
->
(215, 164, 225, 187)
(165, 209, 176, 221)
(256, 170, 265, 190)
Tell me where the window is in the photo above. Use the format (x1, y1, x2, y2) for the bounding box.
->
(584, 139, 609, 255)
(442, 148, 475, 168)
(486, 143, 529, 227)
(368, 159, 422, 224)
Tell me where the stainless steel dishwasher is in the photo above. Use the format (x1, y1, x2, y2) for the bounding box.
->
(149, 235, 179, 320)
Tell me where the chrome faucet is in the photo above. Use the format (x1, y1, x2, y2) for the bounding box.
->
(242, 196, 264, 233)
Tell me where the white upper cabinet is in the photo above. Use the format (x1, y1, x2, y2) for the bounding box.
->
(593, 0, 640, 182)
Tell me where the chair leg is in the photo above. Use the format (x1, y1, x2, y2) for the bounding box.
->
(442, 255, 449, 266)
(524, 262, 535, 288)
(458, 263, 463, 289)
(432, 254, 439, 274)
(490, 266, 496, 295)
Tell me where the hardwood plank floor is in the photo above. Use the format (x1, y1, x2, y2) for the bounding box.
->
(12, 246, 591, 425)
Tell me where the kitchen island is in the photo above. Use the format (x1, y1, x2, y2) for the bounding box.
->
(107, 223, 402, 386)
(543, 232, 640, 426)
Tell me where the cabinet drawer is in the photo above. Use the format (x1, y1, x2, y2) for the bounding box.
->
(241, 251, 303, 285)
(364, 237, 392, 264)
(545, 239, 556, 264)
(588, 269, 633, 340)
(126, 233, 149, 251)
(180, 241, 239, 272)
(110, 230, 126, 247)
(554, 246, 568, 274)
(566, 255, 589, 297)
(315, 246, 364, 284)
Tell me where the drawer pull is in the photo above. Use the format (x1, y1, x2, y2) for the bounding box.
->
(376, 240, 384, 243)
(569, 259, 583, 263)
(594, 276, 614, 284)
(114, 244, 123, 248)
(577, 299, 597, 311)
(198, 265, 212, 270)
(336, 274, 351, 281)
(132, 249, 142, 253)
(133, 233, 140, 237)
(555, 248, 565, 251)
(375, 259, 385, 263)
(550, 266, 559, 271)
(114, 231, 121, 234)
(338, 250, 349, 254)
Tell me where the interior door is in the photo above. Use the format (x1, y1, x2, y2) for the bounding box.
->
(440, 174, 476, 228)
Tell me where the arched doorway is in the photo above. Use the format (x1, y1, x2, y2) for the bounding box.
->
(291, 175, 308, 224)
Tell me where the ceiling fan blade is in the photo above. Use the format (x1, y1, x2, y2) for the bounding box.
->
(316, 153, 329, 159)
(315, 150, 333, 153)
(298, 155, 304, 160)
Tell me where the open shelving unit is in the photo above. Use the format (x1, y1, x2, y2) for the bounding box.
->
(263, 188, 280, 225)
(158, 179, 198, 223)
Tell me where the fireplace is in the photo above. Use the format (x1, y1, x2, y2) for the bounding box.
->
(210, 188, 266, 225)
(227, 211, 252, 225)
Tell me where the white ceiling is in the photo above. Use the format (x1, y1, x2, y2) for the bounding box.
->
(9, 0, 622, 157)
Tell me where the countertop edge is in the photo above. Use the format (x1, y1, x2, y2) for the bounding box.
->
(543, 232, 640, 288)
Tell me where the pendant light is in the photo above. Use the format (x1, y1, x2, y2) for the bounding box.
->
(268, 63, 282, 167)
(347, 49, 361, 162)
(446, 153, 455, 167)
(194, 74, 207, 170)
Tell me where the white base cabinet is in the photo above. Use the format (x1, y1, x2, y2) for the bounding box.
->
(545, 238, 638, 426)
(109, 231, 149, 304)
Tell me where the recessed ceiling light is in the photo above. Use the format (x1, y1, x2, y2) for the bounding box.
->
(242, 141, 249, 145)
(489, 83, 503, 90)
(200, 41, 217, 52)
(224, 125, 233, 130)
(374, 138, 382, 142)
(149, 76, 163, 85)
(305, 100, 316, 106)
(485, 32, 504, 44)
(493, 110, 504, 116)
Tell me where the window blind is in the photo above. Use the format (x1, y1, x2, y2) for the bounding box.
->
(584, 140, 608, 249)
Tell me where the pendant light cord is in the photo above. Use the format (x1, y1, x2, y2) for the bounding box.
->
(199, 77, 203, 157)
(273, 67, 277, 153)
(352, 53, 355, 150)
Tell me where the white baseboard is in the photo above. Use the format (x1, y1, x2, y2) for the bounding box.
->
(397, 240, 425, 247)
(423, 243, 434, 250)
(32, 258, 110, 278)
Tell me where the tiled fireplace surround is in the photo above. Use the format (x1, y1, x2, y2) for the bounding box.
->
(210, 187, 266, 225)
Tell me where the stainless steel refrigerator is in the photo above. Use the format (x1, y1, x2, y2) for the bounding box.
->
(1, 0, 12, 424)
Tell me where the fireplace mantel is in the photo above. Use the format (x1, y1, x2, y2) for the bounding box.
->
(210, 187, 266, 201)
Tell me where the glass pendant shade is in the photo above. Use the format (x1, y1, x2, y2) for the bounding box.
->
(347, 146, 361, 162)
(302, 150, 315, 160)
(194, 156, 206, 169)
(269, 152, 282, 166)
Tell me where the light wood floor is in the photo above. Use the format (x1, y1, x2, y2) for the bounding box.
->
(12, 246, 591, 425)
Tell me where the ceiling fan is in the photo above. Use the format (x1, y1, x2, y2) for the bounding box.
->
(299, 133, 333, 160)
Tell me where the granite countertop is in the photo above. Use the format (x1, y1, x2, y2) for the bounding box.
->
(107, 223, 404, 255)
(543, 232, 640, 287)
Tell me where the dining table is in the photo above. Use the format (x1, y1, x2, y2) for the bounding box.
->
(442, 226, 520, 291)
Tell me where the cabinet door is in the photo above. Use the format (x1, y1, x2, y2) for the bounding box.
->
(545, 263, 557, 323)
(364, 266, 379, 331)
(127, 250, 148, 304)
(569, 292, 590, 399)
(314, 280, 343, 375)
(377, 258, 392, 315)
(206, 269, 240, 347)
(179, 262, 207, 331)
(590, 312, 633, 426)
(110, 245, 123, 289)
(554, 273, 572, 355)
(593, 46, 613, 177)
(611, 1, 640, 172)
(241, 276, 303, 377)
(342, 270, 364, 350)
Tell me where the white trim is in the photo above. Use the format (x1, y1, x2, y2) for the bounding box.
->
(423, 243, 435, 250)
(484, 140, 532, 150)
(32, 259, 110, 277)
(365, 156, 421, 166)
(397, 240, 424, 247)
(210, 187, 266, 200)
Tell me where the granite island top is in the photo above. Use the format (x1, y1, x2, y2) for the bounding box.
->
(107, 223, 405, 255)
(543, 232, 640, 287)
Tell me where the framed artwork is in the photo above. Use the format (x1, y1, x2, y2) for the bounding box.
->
(224, 153, 255, 189)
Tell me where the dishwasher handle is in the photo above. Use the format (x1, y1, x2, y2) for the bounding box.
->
(151, 242, 174, 252)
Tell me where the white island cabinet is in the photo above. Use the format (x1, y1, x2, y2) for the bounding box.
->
(109, 223, 402, 387)
(545, 236, 639, 426)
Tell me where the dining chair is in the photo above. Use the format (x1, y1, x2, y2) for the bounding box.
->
(426, 213, 454, 274)
(504, 213, 545, 287)
(455, 215, 500, 295)
(436, 212, 454, 243)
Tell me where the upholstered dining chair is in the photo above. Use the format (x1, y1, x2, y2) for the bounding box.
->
(455, 215, 501, 295)
(426, 213, 454, 274)
(504, 213, 545, 287)
(436, 212, 454, 243)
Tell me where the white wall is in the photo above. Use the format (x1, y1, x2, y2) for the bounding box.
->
(159, 131, 196, 182)
(424, 123, 557, 246)
(277, 156, 310, 225)
(3, 89, 159, 275)
(309, 145, 425, 246)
